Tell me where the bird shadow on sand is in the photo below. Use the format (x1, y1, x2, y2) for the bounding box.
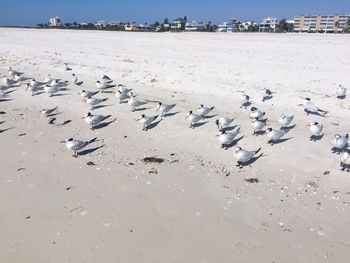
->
(145, 119, 163, 130)
(0, 98, 13, 102)
(262, 96, 273, 102)
(47, 112, 63, 118)
(222, 125, 238, 132)
(92, 104, 113, 110)
(0, 121, 6, 125)
(0, 127, 14, 134)
(281, 124, 296, 131)
(50, 93, 69, 97)
(268, 137, 293, 145)
(133, 107, 150, 112)
(100, 90, 114, 94)
(239, 153, 265, 168)
(253, 130, 266, 136)
(164, 111, 181, 117)
(94, 119, 116, 130)
(331, 144, 348, 154)
(192, 121, 209, 128)
(337, 95, 346, 100)
(222, 136, 244, 150)
(241, 102, 251, 109)
(4, 89, 17, 95)
(203, 114, 217, 119)
(79, 144, 105, 156)
(310, 134, 324, 142)
(305, 110, 328, 118)
(34, 91, 45, 96)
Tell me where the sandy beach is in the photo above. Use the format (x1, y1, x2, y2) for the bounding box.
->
(1, 28, 350, 262)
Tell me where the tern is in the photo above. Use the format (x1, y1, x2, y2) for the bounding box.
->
(14, 74, 26, 82)
(331, 134, 348, 153)
(101, 74, 113, 83)
(240, 93, 250, 109)
(72, 73, 83, 86)
(251, 118, 266, 135)
(2, 76, 16, 86)
(215, 117, 234, 130)
(128, 93, 147, 111)
(118, 84, 132, 94)
(96, 80, 115, 92)
(278, 114, 294, 129)
(250, 107, 266, 119)
(82, 112, 111, 129)
(136, 114, 158, 130)
(261, 88, 273, 101)
(85, 97, 108, 110)
(186, 111, 204, 128)
(79, 90, 100, 98)
(197, 104, 214, 116)
(217, 128, 240, 149)
(8, 67, 23, 78)
(308, 122, 323, 141)
(40, 106, 58, 117)
(301, 98, 327, 116)
(234, 146, 261, 168)
(64, 63, 72, 71)
(336, 85, 347, 99)
(60, 137, 97, 158)
(340, 149, 350, 172)
(156, 102, 176, 117)
(25, 83, 40, 96)
(44, 84, 60, 96)
(265, 128, 286, 144)
(113, 90, 129, 103)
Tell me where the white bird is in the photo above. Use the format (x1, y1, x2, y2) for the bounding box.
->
(261, 88, 273, 101)
(265, 128, 286, 144)
(79, 90, 100, 98)
(8, 67, 23, 78)
(251, 118, 266, 135)
(156, 102, 176, 117)
(215, 117, 234, 130)
(14, 74, 26, 82)
(82, 112, 111, 129)
(136, 114, 159, 130)
(308, 122, 323, 141)
(40, 106, 58, 117)
(117, 84, 132, 94)
(85, 97, 108, 110)
(278, 114, 294, 129)
(72, 73, 83, 86)
(250, 107, 266, 119)
(301, 98, 327, 116)
(44, 84, 60, 96)
(60, 137, 97, 158)
(197, 104, 214, 116)
(336, 85, 347, 99)
(0, 85, 9, 94)
(113, 90, 129, 103)
(64, 63, 72, 71)
(2, 76, 16, 86)
(217, 128, 240, 149)
(43, 75, 53, 84)
(331, 134, 348, 153)
(234, 146, 261, 168)
(186, 111, 203, 128)
(101, 74, 113, 83)
(340, 150, 350, 171)
(96, 81, 115, 92)
(25, 83, 40, 96)
(128, 93, 147, 111)
(240, 93, 250, 108)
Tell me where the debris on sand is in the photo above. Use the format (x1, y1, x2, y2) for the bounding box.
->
(18, 133, 26, 137)
(142, 157, 165, 164)
(245, 178, 259, 183)
(17, 168, 25, 171)
(25, 216, 30, 219)
(128, 162, 135, 166)
(0, 111, 6, 114)
(56, 120, 72, 126)
(323, 171, 330, 175)
(149, 168, 158, 174)
(86, 161, 96, 166)
(48, 117, 56, 124)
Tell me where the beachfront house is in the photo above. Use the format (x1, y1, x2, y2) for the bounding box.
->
(239, 21, 257, 31)
(259, 17, 278, 32)
(294, 15, 350, 33)
(217, 21, 236, 32)
(95, 21, 107, 28)
(124, 23, 140, 31)
(48, 16, 61, 27)
(171, 17, 187, 31)
(185, 20, 206, 31)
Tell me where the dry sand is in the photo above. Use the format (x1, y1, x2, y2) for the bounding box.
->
(0, 28, 350, 262)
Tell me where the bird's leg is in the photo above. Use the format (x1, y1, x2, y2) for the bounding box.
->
(73, 151, 78, 158)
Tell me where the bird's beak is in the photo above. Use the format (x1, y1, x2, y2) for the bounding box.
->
(59, 140, 66, 143)
(81, 116, 85, 119)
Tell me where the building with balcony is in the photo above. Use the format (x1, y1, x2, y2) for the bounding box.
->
(48, 16, 61, 27)
(185, 20, 206, 31)
(294, 15, 350, 33)
(259, 17, 278, 32)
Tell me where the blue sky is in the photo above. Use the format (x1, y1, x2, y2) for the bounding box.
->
(0, 0, 349, 26)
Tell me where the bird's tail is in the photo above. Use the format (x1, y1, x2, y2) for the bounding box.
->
(102, 115, 112, 122)
(52, 106, 59, 111)
(102, 98, 108, 102)
(88, 137, 98, 144)
(211, 106, 215, 110)
(255, 147, 261, 154)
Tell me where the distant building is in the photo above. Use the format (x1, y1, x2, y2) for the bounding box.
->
(95, 21, 107, 28)
(185, 20, 206, 31)
(217, 21, 236, 32)
(259, 17, 278, 32)
(239, 21, 257, 31)
(124, 23, 139, 31)
(171, 17, 187, 31)
(294, 15, 350, 33)
(48, 16, 61, 27)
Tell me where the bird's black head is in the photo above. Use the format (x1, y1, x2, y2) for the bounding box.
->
(251, 107, 257, 111)
(266, 128, 272, 132)
(215, 119, 219, 125)
(314, 122, 319, 125)
(305, 97, 311, 101)
(68, 138, 73, 141)
(141, 114, 145, 118)
(188, 110, 192, 114)
(199, 104, 203, 108)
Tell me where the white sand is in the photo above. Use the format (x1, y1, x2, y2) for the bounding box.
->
(0, 28, 350, 262)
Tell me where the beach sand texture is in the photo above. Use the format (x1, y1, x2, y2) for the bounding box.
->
(1, 28, 350, 262)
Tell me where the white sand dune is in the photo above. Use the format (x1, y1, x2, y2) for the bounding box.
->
(0, 28, 350, 262)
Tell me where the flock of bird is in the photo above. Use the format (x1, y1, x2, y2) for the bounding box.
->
(0, 65, 349, 171)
